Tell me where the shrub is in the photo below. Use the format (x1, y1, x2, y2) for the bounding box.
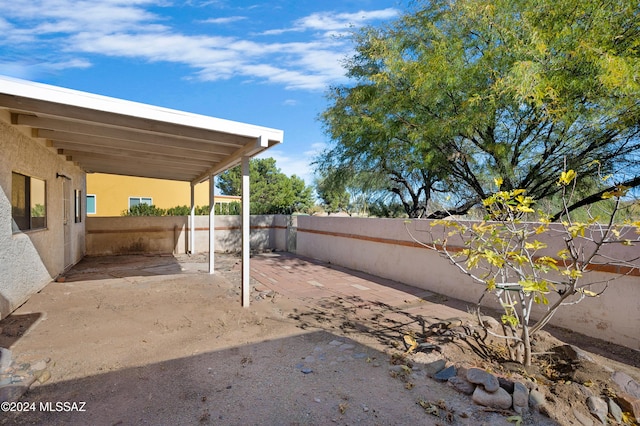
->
(122, 204, 166, 216)
(407, 171, 640, 366)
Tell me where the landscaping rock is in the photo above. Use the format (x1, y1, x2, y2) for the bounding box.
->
(448, 376, 475, 395)
(529, 389, 546, 413)
(442, 317, 463, 329)
(472, 385, 512, 410)
(424, 359, 447, 377)
(556, 344, 594, 363)
(34, 369, 51, 384)
(575, 383, 595, 398)
(586, 396, 607, 424)
(30, 360, 47, 371)
(572, 408, 594, 426)
(0, 348, 12, 373)
(498, 376, 515, 393)
(512, 381, 529, 414)
(607, 398, 623, 424)
(411, 351, 441, 366)
(615, 391, 640, 423)
(612, 371, 640, 398)
(456, 365, 468, 378)
(466, 367, 499, 392)
(434, 365, 457, 381)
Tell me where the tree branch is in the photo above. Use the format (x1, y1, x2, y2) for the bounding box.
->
(551, 175, 640, 222)
(426, 198, 480, 219)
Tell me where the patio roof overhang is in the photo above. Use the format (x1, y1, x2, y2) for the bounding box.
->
(0, 76, 283, 184)
(0, 75, 284, 308)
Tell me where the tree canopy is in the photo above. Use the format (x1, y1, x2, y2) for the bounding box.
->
(314, 168, 392, 215)
(314, 170, 350, 214)
(317, 0, 640, 219)
(217, 157, 314, 214)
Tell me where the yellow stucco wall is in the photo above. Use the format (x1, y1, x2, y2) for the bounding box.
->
(86, 174, 239, 216)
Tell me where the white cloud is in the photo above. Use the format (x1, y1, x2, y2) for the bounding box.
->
(6, 0, 163, 34)
(200, 16, 247, 24)
(0, 58, 91, 81)
(262, 8, 399, 37)
(296, 8, 399, 31)
(47, 58, 92, 70)
(258, 142, 326, 186)
(0, 1, 399, 91)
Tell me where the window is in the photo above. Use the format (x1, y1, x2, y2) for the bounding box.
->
(12, 172, 47, 231)
(74, 190, 82, 223)
(86, 194, 96, 215)
(129, 197, 152, 209)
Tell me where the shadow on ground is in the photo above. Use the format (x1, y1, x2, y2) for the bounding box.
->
(2, 330, 460, 426)
(0, 313, 42, 349)
(60, 254, 193, 282)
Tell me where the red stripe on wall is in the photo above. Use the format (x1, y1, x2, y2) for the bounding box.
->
(297, 227, 640, 277)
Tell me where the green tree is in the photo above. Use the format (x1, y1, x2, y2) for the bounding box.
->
(314, 170, 350, 214)
(368, 200, 406, 218)
(319, 0, 640, 220)
(216, 158, 314, 214)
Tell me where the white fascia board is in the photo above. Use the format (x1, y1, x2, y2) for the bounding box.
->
(192, 134, 283, 184)
(0, 75, 284, 141)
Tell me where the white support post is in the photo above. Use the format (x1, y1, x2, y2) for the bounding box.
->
(209, 174, 215, 274)
(241, 156, 250, 307)
(189, 182, 195, 254)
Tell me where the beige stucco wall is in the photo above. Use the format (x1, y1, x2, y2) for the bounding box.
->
(0, 112, 86, 318)
(85, 214, 291, 255)
(296, 216, 640, 350)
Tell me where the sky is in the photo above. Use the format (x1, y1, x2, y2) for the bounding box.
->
(0, 0, 406, 187)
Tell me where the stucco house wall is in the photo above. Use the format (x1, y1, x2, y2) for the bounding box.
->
(0, 111, 86, 318)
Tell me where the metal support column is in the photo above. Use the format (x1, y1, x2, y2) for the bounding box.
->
(209, 174, 215, 274)
(241, 156, 250, 307)
(189, 182, 195, 254)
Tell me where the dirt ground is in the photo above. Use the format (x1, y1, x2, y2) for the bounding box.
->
(1, 253, 638, 425)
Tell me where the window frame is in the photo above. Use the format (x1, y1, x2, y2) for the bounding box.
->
(11, 171, 47, 232)
(128, 196, 153, 209)
(86, 194, 97, 215)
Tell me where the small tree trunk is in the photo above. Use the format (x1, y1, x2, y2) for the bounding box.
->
(522, 325, 532, 367)
(502, 323, 517, 361)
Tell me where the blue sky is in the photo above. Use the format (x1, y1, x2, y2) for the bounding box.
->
(0, 0, 405, 187)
